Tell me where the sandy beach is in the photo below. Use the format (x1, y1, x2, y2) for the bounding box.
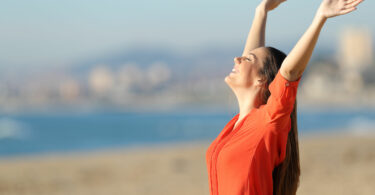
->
(0, 133, 374, 195)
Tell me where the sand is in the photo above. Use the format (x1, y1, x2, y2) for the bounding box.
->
(0, 133, 374, 195)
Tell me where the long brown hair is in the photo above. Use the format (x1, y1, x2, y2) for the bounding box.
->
(259, 47, 301, 195)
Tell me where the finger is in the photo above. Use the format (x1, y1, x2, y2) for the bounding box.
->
(344, 0, 361, 4)
(346, 0, 363, 8)
(339, 6, 357, 15)
(345, 0, 357, 4)
(345, 0, 363, 8)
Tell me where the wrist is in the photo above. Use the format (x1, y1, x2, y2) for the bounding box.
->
(256, 2, 268, 13)
(315, 6, 328, 21)
(314, 11, 327, 24)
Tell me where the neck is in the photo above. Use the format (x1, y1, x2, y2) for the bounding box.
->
(233, 87, 261, 119)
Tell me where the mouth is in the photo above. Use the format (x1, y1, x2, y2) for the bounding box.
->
(231, 65, 239, 74)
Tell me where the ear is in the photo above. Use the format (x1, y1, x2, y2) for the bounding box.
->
(255, 77, 267, 88)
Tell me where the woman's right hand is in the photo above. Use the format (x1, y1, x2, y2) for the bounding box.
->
(260, 0, 287, 12)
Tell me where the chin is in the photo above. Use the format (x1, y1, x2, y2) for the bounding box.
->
(224, 76, 231, 84)
(224, 76, 233, 87)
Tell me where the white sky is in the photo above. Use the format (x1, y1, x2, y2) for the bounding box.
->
(0, 0, 373, 68)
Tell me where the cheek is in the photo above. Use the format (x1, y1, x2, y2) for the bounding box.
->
(241, 68, 258, 85)
(240, 65, 252, 77)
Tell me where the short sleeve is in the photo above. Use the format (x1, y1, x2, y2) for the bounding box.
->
(263, 70, 302, 121)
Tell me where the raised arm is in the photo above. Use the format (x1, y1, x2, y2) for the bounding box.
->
(242, 0, 287, 56)
(280, 0, 364, 81)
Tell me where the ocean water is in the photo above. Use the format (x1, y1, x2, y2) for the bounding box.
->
(0, 109, 375, 157)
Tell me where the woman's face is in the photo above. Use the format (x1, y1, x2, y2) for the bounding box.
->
(225, 47, 268, 89)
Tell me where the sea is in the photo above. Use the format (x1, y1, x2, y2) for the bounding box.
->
(1, 108, 375, 157)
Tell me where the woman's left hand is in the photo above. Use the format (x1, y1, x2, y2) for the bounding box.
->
(317, 0, 364, 19)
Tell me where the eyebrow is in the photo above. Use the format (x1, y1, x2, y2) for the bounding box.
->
(247, 53, 257, 60)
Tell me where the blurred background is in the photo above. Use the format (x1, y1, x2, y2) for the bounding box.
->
(0, 0, 374, 194)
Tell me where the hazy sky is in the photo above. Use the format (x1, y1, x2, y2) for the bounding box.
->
(0, 0, 373, 68)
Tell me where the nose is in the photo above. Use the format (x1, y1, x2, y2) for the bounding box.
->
(234, 56, 241, 64)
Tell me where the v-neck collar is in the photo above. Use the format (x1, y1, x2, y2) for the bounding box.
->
(231, 108, 257, 132)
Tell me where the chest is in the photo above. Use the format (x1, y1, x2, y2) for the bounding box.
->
(216, 119, 264, 161)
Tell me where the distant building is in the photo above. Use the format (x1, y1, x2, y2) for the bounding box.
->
(89, 66, 114, 95)
(337, 27, 373, 93)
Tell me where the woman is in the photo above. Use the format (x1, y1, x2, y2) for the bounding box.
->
(205, 0, 363, 194)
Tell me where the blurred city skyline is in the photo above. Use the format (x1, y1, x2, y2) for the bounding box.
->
(0, 26, 373, 114)
(0, 0, 373, 69)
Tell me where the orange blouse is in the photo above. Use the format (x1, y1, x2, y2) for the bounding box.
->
(206, 70, 302, 195)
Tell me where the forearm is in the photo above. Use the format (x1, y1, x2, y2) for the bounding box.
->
(280, 13, 327, 81)
(242, 3, 268, 56)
